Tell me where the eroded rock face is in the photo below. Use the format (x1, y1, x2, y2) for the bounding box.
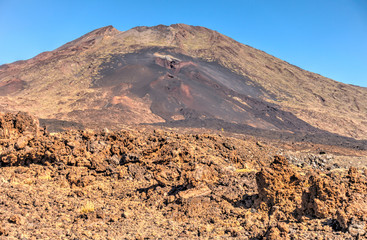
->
(256, 156, 305, 218)
(0, 112, 40, 138)
(256, 155, 367, 239)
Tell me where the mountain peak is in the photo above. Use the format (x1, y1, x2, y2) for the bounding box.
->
(56, 25, 120, 51)
(131, 23, 211, 34)
(89, 25, 119, 36)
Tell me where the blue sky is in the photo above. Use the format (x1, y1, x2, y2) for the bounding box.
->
(0, 0, 366, 87)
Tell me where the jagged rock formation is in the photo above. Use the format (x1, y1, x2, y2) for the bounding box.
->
(0, 24, 366, 140)
(1, 112, 366, 239)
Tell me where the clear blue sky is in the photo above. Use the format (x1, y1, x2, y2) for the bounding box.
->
(0, 0, 366, 87)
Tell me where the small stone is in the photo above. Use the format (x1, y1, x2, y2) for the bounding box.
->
(348, 221, 366, 237)
(167, 195, 175, 203)
(122, 210, 132, 218)
(8, 215, 21, 224)
(363, 168, 367, 177)
(66, 140, 79, 148)
(109, 154, 120, 166)
(109, 215, 119, 222)
(15, 136, 28, 149)
(80, 175, 95, 187)
(0, 226, 7, 235)
(102, 128, 110, 135)
(265, 226, 281, 239)
(336, 210, 348, 229)
(178, 185, 211, 199)
(223, 166, 236, 172)
(96, 209, 105, 219)
(277, 222, 289, 233)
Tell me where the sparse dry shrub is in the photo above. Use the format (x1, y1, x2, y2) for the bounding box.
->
(80, 201, 95, 214)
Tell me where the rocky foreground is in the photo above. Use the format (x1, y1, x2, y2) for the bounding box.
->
(0, 112, 366, 239)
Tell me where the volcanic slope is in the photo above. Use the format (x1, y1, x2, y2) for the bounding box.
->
(0, 24, 366, 141)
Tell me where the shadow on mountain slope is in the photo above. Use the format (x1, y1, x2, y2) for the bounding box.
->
(151, 118, 367, 150)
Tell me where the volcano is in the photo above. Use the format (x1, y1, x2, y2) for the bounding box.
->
(1, 25, 367, 239)
(0, 24, 366, 144)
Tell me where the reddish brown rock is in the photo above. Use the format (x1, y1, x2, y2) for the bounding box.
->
(8, 215, 21, 224)
(256, 156, 306, 219)
(0, 112, 366, 239)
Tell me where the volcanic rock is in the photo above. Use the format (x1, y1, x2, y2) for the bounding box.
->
(0, 112, 366, 238)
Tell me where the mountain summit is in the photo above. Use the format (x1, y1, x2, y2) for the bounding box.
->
(0, 24, 366, 140)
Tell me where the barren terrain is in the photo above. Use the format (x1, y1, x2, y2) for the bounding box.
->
(1, 112, 366, 239)
(1, 24, 367, 239)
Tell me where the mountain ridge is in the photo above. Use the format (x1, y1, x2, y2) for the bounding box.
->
(0, 24, 366, 141)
